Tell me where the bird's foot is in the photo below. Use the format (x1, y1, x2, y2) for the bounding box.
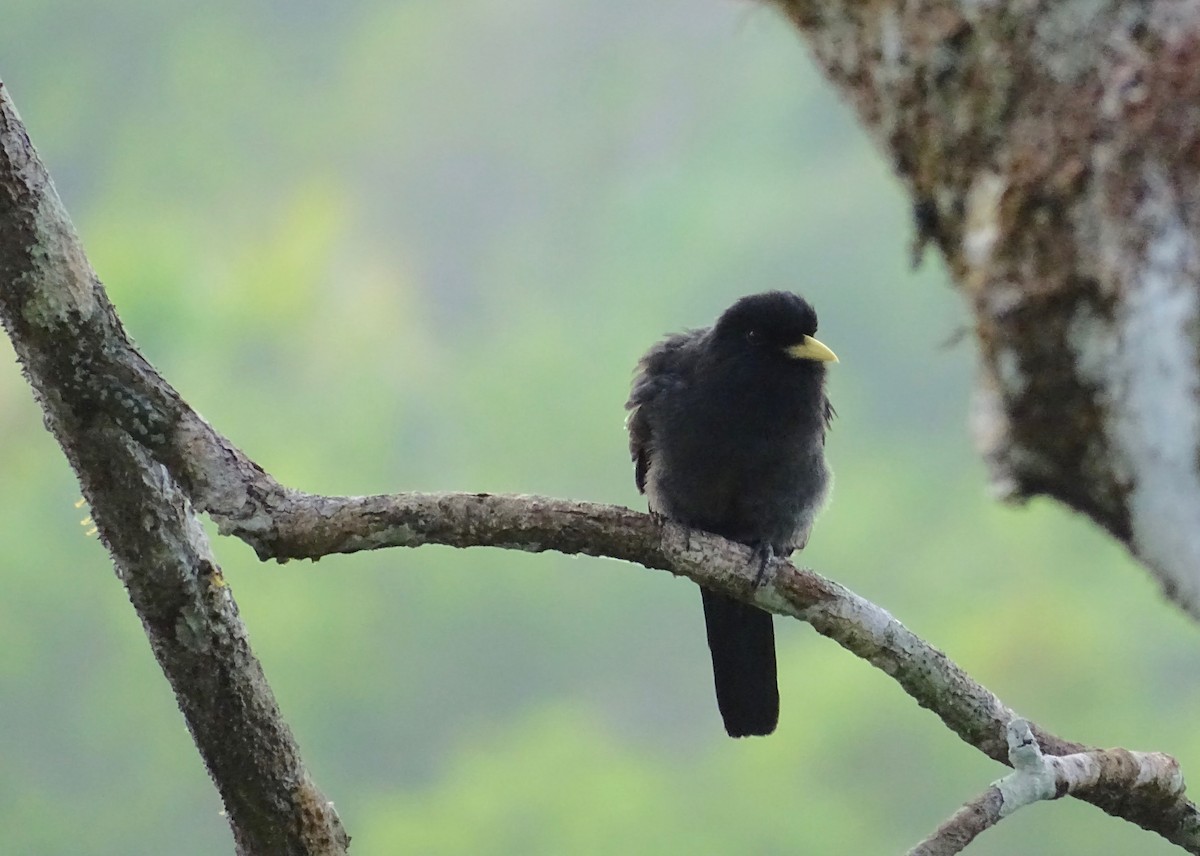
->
(750, 543, 775, 589)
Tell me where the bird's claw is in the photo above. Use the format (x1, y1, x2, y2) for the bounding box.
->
(751, 543, 775, 589)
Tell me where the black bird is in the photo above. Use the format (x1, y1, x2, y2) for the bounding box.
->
(625, 291, 837, 737)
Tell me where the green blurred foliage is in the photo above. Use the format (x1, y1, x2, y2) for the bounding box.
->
(2, 2, 1197, 854)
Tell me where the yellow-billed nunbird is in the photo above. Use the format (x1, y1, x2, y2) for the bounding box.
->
(626, 291, 838, 737)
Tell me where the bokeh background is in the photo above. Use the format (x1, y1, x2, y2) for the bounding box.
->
(3, 2, 1199, 854)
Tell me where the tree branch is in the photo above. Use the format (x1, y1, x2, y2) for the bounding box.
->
(0, 80, 348, 856)
(185, 488, 1200, 851)
(909, 719, 1187, 855)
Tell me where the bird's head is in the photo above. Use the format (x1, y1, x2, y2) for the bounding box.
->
(711, 291, 838, 366)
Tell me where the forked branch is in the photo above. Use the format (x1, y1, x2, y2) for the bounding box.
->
(909, 720, 1186, 856)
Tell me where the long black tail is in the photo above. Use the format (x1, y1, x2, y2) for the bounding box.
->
(700, 588, 779, 737)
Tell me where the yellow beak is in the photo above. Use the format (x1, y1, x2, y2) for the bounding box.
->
(784, 335, 838, 363)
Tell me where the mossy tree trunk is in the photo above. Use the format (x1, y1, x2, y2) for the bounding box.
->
(777, 1, 1200, 615)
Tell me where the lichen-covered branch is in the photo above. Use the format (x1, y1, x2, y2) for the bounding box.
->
(772, 2, 1200, 616)
(0, 80, 348, 856)
(186, 486, 1200, 850)
(909, 720, 1188, 856)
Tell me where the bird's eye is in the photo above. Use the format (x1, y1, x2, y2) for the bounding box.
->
(745, 329, 760, 344)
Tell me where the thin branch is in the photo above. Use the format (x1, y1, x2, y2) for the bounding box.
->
(909, 719, 1187, 855)
(908, 790, 1005, 856)
(214, 488, 1054, 761)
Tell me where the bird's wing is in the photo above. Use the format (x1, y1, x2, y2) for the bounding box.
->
(625, 331, 698, 494)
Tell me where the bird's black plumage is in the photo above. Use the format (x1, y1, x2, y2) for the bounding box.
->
(626, 291, 836, 737)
